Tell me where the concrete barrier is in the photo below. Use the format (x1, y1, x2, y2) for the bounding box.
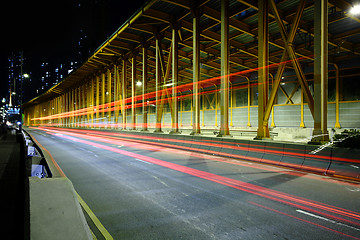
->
(280, 143, 306, 169)
(329, 147, 360, 179)
(303, 145, 332, 175)
(56, 128, 359, 181)
(29, 177, 92, 240)
(22, 129, 92, 240)
(247, 141, 266, 161)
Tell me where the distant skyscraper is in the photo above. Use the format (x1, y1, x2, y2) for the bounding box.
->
(8, 52, 23, 107)
(38, 62, 52, 94)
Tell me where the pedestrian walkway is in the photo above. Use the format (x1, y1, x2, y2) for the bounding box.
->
(0, 127, 27, 240)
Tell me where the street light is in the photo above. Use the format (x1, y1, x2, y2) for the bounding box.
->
(23, 73, 30, 78)
(350, 4, 360, 15)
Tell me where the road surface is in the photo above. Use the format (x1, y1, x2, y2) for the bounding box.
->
(27, 127, 360, 240)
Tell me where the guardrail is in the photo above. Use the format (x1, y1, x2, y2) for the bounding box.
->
(21, 129, 92, 240)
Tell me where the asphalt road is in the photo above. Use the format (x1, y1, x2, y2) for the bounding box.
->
(27, 127, 360, 240)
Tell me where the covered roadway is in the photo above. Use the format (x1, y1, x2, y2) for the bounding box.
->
(21, 0, 360, 239)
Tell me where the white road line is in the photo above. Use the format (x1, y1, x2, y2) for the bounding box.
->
(296, 209, 360, 232)
(296, 210, 336, 223)
(134, 158, 153, 165)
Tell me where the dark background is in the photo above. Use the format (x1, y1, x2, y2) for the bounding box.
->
(0, 0, 147, 101)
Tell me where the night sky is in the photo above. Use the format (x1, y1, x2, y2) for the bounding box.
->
(0, 0, 147, 101)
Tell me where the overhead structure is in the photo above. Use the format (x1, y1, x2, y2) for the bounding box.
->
(24, 0, 360, 142)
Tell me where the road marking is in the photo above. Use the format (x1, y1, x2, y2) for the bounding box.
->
(296, 210, 336, 223)
(76, 192, 114, 240)
(296, 209, 360, 232)
(134, 158, 153, 165)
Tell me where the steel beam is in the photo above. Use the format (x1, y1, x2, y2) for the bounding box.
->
(312, 0, 329, 142)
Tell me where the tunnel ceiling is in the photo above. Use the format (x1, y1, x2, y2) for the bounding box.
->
(24, 0, 360, 107)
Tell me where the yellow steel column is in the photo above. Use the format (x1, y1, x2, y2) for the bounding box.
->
(101, 73, 106, 128)
(191, 9, 201, 135)
(300, 88, 305, 128)
(131, 54, 136, 130)
(312, 0, 329, 142)
(121, 58, 127, 129)
(256, 0, 270, 139)
(91, 78, 95, 128)
(270, 74, 275, 128)
(107, 69, 112, 128)
(171, 26, 180, 134)
(76, 87, 80, 128)
(96, 76, 100, 127)
(72, 89, 75, 128)
(218, 0, 230, 137)
(142, 46, 148, 131)
(334, 64, 341, 128)
(154, 37, 162, 132)
(86, 82, 90, 128)
(247, 77, 252, 127)
(60, 94, 63, 127)
(82, 84, 86, 128)
(114, 66, 120, 127)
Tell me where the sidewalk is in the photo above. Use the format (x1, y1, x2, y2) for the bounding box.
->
(0, 127, 28, 240)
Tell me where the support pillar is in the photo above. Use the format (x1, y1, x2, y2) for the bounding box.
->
(256, 0, 270, 139)
(101, 73, 106, 128)
(142, 46, 148, 131)
(218, 0, 230, 137)
(121, 59, 127, 129)
(107, 69, 112, 128)
(96, 76, 100, 127)
(170, 26, 180, 134)
(334, 64, 341, 129)
(191, 10, 201, 135)
(312, 0, 329, 142)
(114, 66, 120, 128)
(131, 54, 137, 130)
(154, 37, 163, 132)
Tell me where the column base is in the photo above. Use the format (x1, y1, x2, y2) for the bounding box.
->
(169, 130, 181, 134)
(190, 131, 201, 136)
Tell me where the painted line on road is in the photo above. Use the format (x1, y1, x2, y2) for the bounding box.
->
(134, 158, 153, 165)
(297, 209, 360, 232)
(250, 201, 360, 240)
(76, 191, 114, 240)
